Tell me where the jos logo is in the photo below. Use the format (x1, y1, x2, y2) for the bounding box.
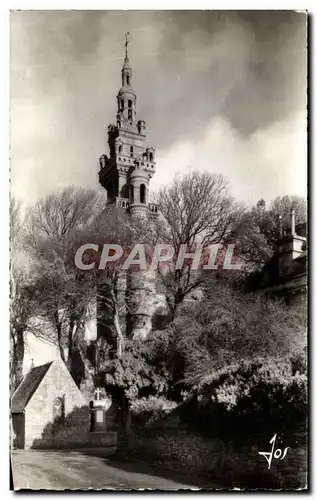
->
(258, 434, 289, 470)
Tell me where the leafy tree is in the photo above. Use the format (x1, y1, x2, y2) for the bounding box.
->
(94, 335, 172, 441)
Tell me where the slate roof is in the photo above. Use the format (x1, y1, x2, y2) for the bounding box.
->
(11, 361, 53, 413)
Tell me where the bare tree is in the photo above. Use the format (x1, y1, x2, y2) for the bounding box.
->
(10, 198, 38, 393)
(81, 204, 159, 357)
(27, 188, 157, 382)
(171, 278, 306, 388)
(25, 187, 106, 379)
(234, 195, 307, 269)
(153, 172, 241, 318)
(270, 195, 307, 227)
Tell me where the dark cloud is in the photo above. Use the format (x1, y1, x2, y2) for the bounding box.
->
(139, 10, 307, 142)
(11, 10, 103, 64)
(10, 10, 307, 204)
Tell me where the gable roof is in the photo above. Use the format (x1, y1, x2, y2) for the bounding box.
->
(11, 361, 53, 413)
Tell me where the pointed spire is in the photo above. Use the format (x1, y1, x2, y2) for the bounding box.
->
(123, 32, 131, 70)
(120, 32, 133, 91)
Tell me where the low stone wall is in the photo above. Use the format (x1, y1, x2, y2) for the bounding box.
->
(31, 404, 117, 450)
(29, 401, 118, 450)
(32, 428, 118, 449)
(89, 431, 117, 447)
(120, 428, 307, 489)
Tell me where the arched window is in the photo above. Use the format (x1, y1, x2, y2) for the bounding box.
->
(53, 396, 65, 422)
(130, 185, 134, 203)
(130, 146, 134, 157)
(127, 75, 130, 85)
(128, 109, 132, 120)
(140, 184, 146, 204)
(118, 144, 122, 153)
(121, 184, 129, 199)
(120, 99, 124, 110)
(128, 99, 132, 109)
(149, 152, 153, 162)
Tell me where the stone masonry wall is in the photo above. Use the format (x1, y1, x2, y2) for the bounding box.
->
(25, 360, 90, 449)
(121, 428, 307, 489)
(23, 360, 118, 449)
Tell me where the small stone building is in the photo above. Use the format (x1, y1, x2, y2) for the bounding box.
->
(11, 358, 90, 449)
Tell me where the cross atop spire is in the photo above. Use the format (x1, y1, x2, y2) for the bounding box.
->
(121, 32, 132, 82)
(124, 32, 130, 61)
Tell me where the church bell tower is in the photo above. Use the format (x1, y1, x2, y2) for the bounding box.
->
(99, 33, 158, 218)
(98, 34, 158, 342)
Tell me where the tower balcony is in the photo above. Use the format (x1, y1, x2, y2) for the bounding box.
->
(128, 202, 149, 217)
(114, 197, 130, 209)
(112, 198, 159, 217)
(148, 203, 159, 217)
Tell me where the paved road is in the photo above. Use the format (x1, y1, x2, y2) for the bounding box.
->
(11, 450, 196, 490)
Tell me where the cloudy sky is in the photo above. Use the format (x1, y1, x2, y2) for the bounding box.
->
(11, 10, 307, 208)
(10, 10, 307, 369)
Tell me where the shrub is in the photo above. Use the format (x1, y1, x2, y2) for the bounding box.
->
(172, 284, 306, 385)
(131, 396, 178, 416)
(130, 396, 178, 428)
(95, 338, 172, 405)
(179, 354, 307, 441)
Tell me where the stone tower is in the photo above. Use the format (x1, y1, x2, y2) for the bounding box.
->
(98, 34, 158, 341)
(99, 34, 158, 217)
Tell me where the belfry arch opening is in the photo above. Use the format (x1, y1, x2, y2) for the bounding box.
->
(130, 185, 134, 203)
(120, 183, 129, 198)
(140, 184, 146, 204)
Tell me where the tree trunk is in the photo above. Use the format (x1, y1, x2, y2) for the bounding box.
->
(118, 394, 134, 448)
(58, 343, 66, 363)
(67, 319, 75, 371)
(54, 311, 66, 363)
(114, 308, 124, 357)
(10, 328, 24, 394)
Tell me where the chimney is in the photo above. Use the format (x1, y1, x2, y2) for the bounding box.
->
(291, 208, 296, 236)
